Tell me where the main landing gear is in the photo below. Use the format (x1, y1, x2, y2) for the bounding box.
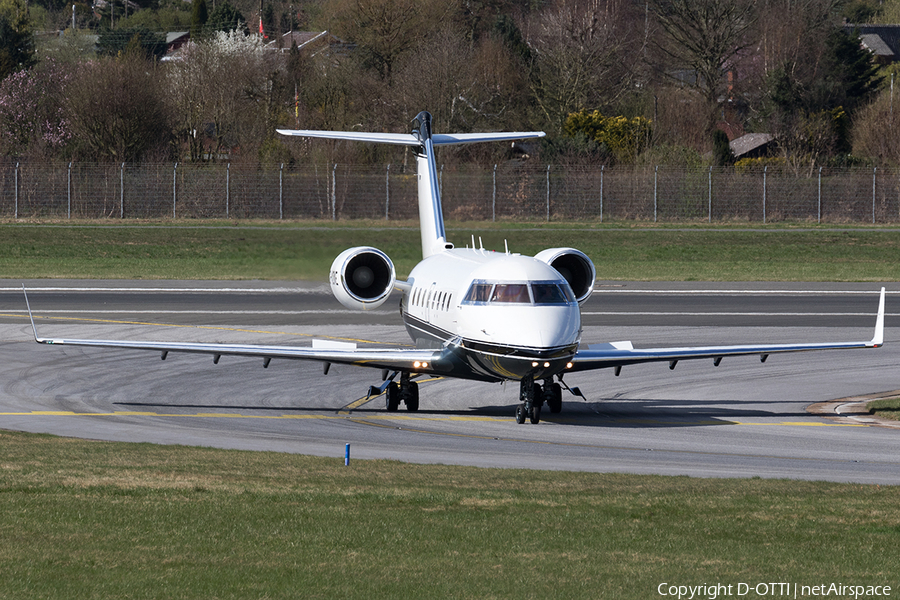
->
(515, 376, 563, 424)
(385, 372, 419, 412)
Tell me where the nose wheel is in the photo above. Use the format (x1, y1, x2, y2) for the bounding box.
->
(515, 377, 543, 424)
(515, 378, 564, 423)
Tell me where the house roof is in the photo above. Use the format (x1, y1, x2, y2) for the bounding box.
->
(845, 24, 900, 60)
(730, 133, 774, 158)
(860, 33, 894, 58)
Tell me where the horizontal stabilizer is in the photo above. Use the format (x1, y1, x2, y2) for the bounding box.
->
(276, 130, 420, 146)
(276, 129, 545, 147)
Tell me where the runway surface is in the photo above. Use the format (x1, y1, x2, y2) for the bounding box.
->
(1, 280, 899, 483)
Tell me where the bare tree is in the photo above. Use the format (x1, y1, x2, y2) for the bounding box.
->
(524, 0, 642, 134)
(65, 53, 170, 162)
(322, 0, 458, 80)
(392, 27, 524, 134)
(647, 0, 757, 130)
(166, 30, 276, 161)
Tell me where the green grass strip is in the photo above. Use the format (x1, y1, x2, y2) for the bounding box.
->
(3, 221, 900, 281)
(868, 398, 900, 421)
(1, 430, 898, 599)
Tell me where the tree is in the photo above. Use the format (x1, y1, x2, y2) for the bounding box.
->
(647, 0, 757, 130)
(564, 109, 652, 163)
(524, 0, 642, 134)
(190, 0, 208, 38)
(205, 0, 245, 34)
(712, 129, 734, 165)
(166, 30, 275, 161)
(65, 53, 171, 161)
(97, 27, 167, 59)
(392, 27, 525, 135)
(323, 0, 458, 80)
(0, 0, 36, 80)
(762, 26, 881, 164)
(0, 59, 70, 157)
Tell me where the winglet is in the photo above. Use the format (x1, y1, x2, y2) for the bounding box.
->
(871, 287, 885, 347)
(22, 285, 42, 343)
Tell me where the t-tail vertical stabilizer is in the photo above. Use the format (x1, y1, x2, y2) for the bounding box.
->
(277, 112, 545, 258)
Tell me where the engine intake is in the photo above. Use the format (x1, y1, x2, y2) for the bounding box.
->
(330, 247, 396, 310)
(534, 248, 596, 304)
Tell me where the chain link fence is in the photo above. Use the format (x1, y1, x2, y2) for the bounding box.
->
(1, 161, 898, 223)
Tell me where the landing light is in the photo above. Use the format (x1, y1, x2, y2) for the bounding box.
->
(543, 362, 550, 368)
(531, 361, 539, 367)
(414, 361, 428, 369)
(566, 362, 573, 369)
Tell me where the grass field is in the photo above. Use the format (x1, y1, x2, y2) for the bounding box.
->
(3, 220, 900, 281)
(1, 430, 898, 600)
(869, 398, 900, 421)
(2, 220, 899, 598)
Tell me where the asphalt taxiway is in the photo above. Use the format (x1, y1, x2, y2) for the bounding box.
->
(1, 281, 898, 483)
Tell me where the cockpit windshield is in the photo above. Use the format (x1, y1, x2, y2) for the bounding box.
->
(462, 280, 576, 305)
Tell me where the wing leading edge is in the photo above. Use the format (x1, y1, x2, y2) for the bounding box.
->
(569, 287, 885, 372)
(23, 287, 444, 373)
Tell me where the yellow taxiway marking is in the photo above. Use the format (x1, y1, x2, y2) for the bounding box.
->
(730, 421, 868, 427)
(338, 377, 445, 414)
(0, 410, 868, 426)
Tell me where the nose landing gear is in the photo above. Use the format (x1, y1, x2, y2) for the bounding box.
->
(515, 377, 564, 424)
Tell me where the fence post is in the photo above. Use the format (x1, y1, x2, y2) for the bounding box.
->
(763, 166, 767, 224)
(331, 163, 336, 221)
(600, 165, 604, 223)
(708, 166, 712, 223)
(14, 162, 18, 219)
(120, 162, 125, 219)
(385, 163, 390, 220)
(67, 162, 72, 219)
(279, 163, 284, 220)
(492, 164, 497, 222)
(173, 162, 177, 219)
(546, 165, 550, 222)
(817, 167, 822, 224)
(653, 165, 658, 222)
(226, 163, 230, 219)
(873, 167, 877, 224)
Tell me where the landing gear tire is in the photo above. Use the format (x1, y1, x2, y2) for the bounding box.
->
(404, 381, 419, 412)
(547, 383, 562, 414)
(385, 382, 400, 412)
(529, 404, 541, 424)
(515, 404, 526, 424)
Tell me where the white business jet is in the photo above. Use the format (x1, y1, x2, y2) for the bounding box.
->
(26, 111, 885, 424)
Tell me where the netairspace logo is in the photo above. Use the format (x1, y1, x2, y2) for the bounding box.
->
(657, 582, 893, 599)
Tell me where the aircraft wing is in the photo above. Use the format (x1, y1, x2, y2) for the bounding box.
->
(23, 289, 444, 373)
(569, 287, 885, 373)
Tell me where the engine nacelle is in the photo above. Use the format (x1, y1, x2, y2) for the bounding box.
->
(534, 248, 596, 305)
(330, 247, 396, 311)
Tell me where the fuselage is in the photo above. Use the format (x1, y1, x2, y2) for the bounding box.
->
(400, 248, 582, 382)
